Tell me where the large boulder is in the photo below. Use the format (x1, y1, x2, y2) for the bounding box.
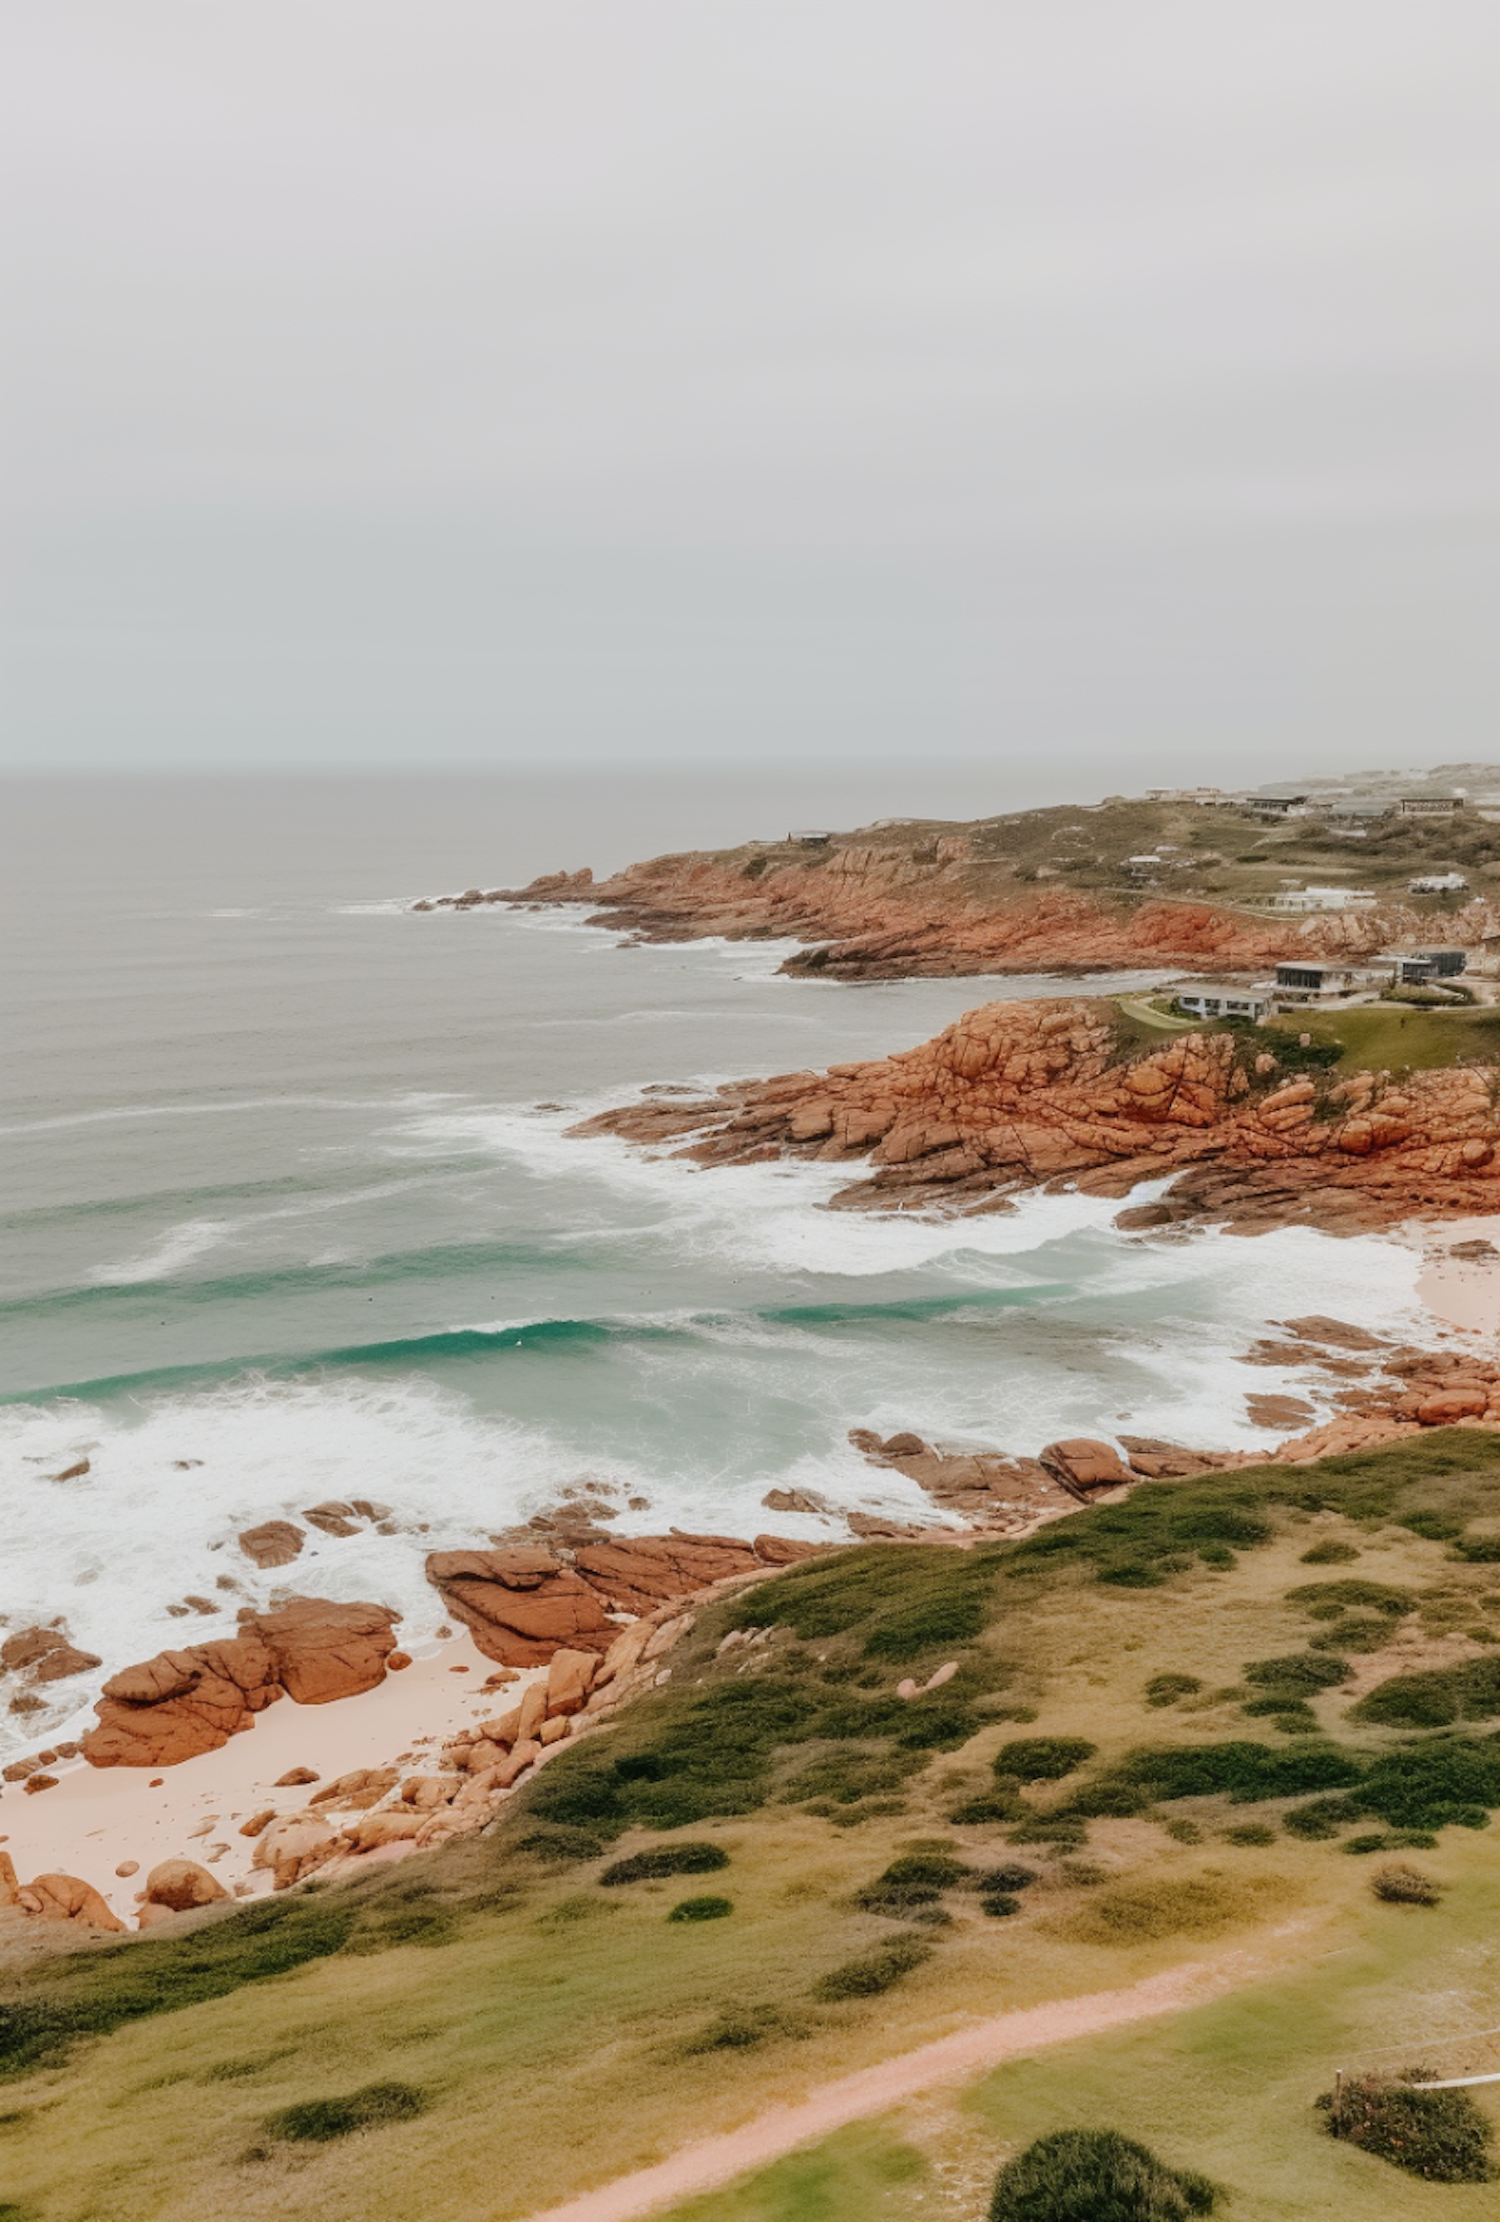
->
(255, 1597, 400, 1704)
(569, 1532, 764, 1614)
(237, 1520, 305, 1569)
(144, 1858, 229, 1912)
(17, 1873, 125, 1931)
(425, 1548, 617, 1665)
(252, 1813, 338, 1891)
(80, 1634, 278, 1768)
(1039, 1439, 1132, 1493)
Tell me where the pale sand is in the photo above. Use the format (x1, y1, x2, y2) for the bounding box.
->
(0, 1629, 540, 1921)
(1412, 1214, 1500, 1336)
(519, 1924, 1314, 2222)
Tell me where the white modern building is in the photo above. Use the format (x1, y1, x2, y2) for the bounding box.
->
(1265, 885, 1378, 913)
(1173, 984, 1273, 1023)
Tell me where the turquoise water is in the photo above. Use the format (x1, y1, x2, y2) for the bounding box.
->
(0, 777, 1423, 1760)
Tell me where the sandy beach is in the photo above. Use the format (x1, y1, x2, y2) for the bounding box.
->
(1412, 1214, 1500, 1336)
(0, 1627, 539, 1922)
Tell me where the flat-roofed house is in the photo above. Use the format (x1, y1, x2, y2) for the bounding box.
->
(1397, 788, 1465, 817)
(1272, 961, 1383, 1004)
(1408, 872, 1469, 894)
(1172, 983, 1272, 1023)
(1266, 885, 1378, 913)
(1247, 786, 1310, 819)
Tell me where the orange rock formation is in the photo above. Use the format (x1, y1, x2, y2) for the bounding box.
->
(578, 996, 1500, 1235)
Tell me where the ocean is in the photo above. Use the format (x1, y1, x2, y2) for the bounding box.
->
(0, 774, 1427, 1764)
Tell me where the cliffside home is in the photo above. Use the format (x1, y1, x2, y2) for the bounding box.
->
(1172, 983, 1272, 1023)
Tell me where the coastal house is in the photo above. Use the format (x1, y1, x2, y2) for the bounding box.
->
(787, 830, 833, 847)
(1172, 983, 1272, 1023)
(1408, 872, 1469, 895)
(1322, 795, 1392, 827)
(1246, 786, 1311, 819)
(1272, 961, 1383, 1005)
(1382, 948, 1468, 985)
(1397, 789, 1465, 817)
(1265, 885, 1377, 913)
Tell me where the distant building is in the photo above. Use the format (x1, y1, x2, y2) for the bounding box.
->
(1408, 871, 1468, 894)
(1144, 787, 1228, 804)
(787, 830, 833, 847)
(1273, 962, 1382, 1004)
(1382, 948, 1468, 985)
(1247, 787, 1311, 818)
(1265, 885, 1378, 913)
(1173, 984, 1272, 1023)
(1323, 795, 1392, 824)
(1397, 790, 1465, 817)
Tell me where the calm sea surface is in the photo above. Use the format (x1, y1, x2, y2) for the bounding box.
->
(0, 775, 1423, 1760)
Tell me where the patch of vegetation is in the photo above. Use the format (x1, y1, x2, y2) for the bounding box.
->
(1052, 1870, 1279, 1948)
(1358, 1734, 1500, 1830)
(598, 1842, 730, 1885)
(1145, 1674, 1203, 1708)
(0, 1895, 356, 2079)
(1282, 1796, 1362, 1840)
(668, 1896, 733, 1922)
(995, 1738, 1096, 1782)
(948, 1784, 1026, 1826)
(1371, 1862, 1442, 1905)
(680, 2004, 808, 2054)
(1299, 1539, 1359, 1565)
(1352, 1655, 1500, 1728)
(1103, 1740, 1363, 1807)
(1224, 1824, 1276, 1847)
(264, 2080, 429, 2143)
(810, 1935, 934, 2002)
(1286, 1578, 1415, 1620)
(989, 2126, 1220, 2219)
(1243, 1654, 1350, 1697)
(853, 1851, 970, 1915)
(1317, 2073, 1496, 2182)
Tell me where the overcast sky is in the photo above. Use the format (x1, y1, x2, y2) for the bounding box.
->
(3, 2, 1496, 786)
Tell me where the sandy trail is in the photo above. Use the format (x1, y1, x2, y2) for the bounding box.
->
(520, 1926, 1307, 2222)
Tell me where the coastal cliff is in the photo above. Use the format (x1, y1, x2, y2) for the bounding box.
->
(575, 995, 1500, 1235)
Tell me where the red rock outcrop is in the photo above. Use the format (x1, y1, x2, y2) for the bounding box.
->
(576, 997, 1500, 1237)
(80, 1598, 401, 1768)
(17, 1872, 125, 1931)
(450, 828, 1466, 982)
(424, 1548, 620, 1666)
(237, 1520, 305, 1569)
(143, 1858, 228, 1913)
(569, 1532, 767, 1614)
(1, 1625, 103, 1683)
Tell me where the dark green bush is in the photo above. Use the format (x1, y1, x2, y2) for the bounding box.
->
(981, 1863, 1039, 1892)
(989, 2126, 1220, 2219)
(995, 1738, 1096, 1782)
(1286, 1579, 1413, 1621)
(1318, 2073, 1496, 2182)
(1108, 1739, 1362, 1806)
(0, 1896, 355, 2079)
(1145, 1674, 1202, 1708)
(1283, 1795, 1362, 1840)
(598, 1842, 730, 1886)
(949, 1786, 1026, 1826)
(1300, 1539, 1359, 1564)
(1452, 1534, 1500, 1563)
(668, 1896, 733, 1922)
(1224, 1824, 1276, 1847)
(1243, 1654, 1350, 1696)
(1353, 1656, 1500, 1729)
(265, 2080, 428, 2143)
(1358, 1735, 1500, 1831)
(1400, 1510, 1463, 1541)
(980, 1892, 1021, 1918)
(811, 1934, 933, 2002)
(854, 1852, 970, 1915)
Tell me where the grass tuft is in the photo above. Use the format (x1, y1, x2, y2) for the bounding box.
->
(989, 2126, 1220, 2219)
(265, 2081, 429, 2144)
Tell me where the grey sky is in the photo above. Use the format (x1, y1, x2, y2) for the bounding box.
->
(3, 2, 1495, 785)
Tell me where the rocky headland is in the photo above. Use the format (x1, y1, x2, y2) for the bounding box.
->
(575, 994, 1500, 1237)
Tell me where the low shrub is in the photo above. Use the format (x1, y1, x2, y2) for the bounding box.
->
(1010, 1816, 1089, 1849)
(810, 1935, 933, 2002)
(1342, 1831, 1438, 1855)
(1286, 1578, 1413, 1621)
(598, 1843, 730, 1886)
(1357, 1734, 1500, 1831)
(980, 1863, 1040, 1893)
(1371, 1863, 1443, 1905)
(668, 1896, 733, 1922)
(989, 2126, 1219, 2219)
(1283, 1795, 1361, 1840)
(681, 2004, 805, 2053)
(1353, 1656, 1500, 1729)
(980, 1892, 1021, 1918)
(265, 2081, 428, 2143)
(1318, 2072, 1496, 2182)
(1224, 1824, 1275, 1847)
(949, 1786, 1025, 1826)
(1145, 1674, 1202, 1708)
(1452, 1534, 1500, 1563)
(995, 1738, 1096, 1782)
(854, 1852, 969, 1915)
(1243, 1653, 1350, 1696)
(1105, 1739, 1362, 1807)
(1300, 1539, 1359, 1564)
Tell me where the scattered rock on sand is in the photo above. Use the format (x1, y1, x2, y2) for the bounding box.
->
(144, 1858, 229, 1912)
(275, 1766, 319, 1786)
(18, 1872, 125, 1931)
(1039, 1439, 1132, 1493)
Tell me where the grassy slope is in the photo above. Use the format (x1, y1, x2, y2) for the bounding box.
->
(728, 796, 1500, 918)
(3, 1434, 1500, 2222)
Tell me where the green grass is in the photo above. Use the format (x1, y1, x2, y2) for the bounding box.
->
(3, 1428, 1500, 2220)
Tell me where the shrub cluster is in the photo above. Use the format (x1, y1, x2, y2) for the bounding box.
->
(265, 2080, 428, 2144)
(811, 1934, 933, 2002)
(598, 1843, 729, 1886)
(1371, 1863, 1443, 1906)
(1317, 2073, 1496, 2182)
(853, 1851, 970, 1916)
(1145, 1674, 1202, 1708)
(989, 2127, 1219, 2219)
(995, 1738, 1096, 1782)
(1353, 1655, 1500, 1729)
(667, 1896, 733, 1922)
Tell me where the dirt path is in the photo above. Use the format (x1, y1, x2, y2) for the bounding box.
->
(519, 1926, 1307, 2222)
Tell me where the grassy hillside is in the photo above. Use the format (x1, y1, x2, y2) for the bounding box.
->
(3, 1433, 1500, 2220)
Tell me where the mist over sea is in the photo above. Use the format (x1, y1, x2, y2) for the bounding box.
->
(0, 775, 1427, 1764)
